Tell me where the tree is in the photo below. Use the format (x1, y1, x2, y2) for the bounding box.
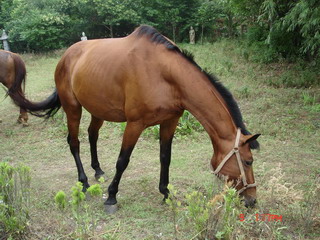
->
(282, 0, 320, 58)
(0, 0, 14, 29)
(6, 0, 72, 51)
(93, 0, 140, 38)
(196, 0, 224, 43)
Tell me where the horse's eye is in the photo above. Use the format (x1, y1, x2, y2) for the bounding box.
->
(245, 161, 253, 166)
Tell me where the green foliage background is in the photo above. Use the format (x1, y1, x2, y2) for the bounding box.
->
(0, 0, 319, 62)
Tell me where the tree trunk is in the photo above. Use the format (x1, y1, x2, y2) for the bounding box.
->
(110, 25, 114, 38)
(172, 24, 176, 42)
(201, 24, 204, 44)
(227, 13, 233, 38)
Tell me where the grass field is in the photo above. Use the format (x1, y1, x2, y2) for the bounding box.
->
(0, 41, 319, 240)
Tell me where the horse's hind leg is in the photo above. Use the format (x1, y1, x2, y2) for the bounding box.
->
(159, 117, 180, 200)
(105, 121, 145, 213)
(88, 115, 105, 180)
(18, 107, 28, 126)
(66, 105, 90, 190)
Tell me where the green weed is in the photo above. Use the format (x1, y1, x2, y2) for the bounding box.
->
(54, 190, 67, 210)
(142, 111, 203, 139)
(54, 182, 103, 239)
(302, 92, 320, 113)
(166, 184, 181, 240)
(185, 191, 210, 237)
(176, 111, 203, 137)
(0, 162, 31, 239)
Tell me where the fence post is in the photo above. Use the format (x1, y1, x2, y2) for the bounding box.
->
(0, 30, 10, 51)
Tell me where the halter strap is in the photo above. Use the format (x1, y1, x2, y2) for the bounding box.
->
(213, 128, 257, 194)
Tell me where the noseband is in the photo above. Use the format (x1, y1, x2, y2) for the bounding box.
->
(213, 128, 257, 194)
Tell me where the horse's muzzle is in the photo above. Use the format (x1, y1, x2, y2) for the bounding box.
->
(244, 197, 257, 208)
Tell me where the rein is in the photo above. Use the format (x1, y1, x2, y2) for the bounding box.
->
(213, 128, 257, 194)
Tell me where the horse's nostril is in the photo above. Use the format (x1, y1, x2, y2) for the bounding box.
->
(245, 198, 257, 208)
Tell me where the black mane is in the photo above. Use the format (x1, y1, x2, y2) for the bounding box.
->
(136, 25, 180, 51)
(135, 25, 259, 149)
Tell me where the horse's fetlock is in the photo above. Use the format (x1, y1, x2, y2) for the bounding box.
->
(159, 184, 169, 196)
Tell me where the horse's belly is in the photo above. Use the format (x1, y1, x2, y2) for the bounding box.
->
(74, 85, 126, 122)
(82, 101, 126, 122)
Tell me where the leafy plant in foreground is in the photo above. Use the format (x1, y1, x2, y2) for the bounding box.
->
(166, 184, 181, 240)
(0, 162, 31, 239)
(54, 182, 103, 239)
(166, 181, 244, 240)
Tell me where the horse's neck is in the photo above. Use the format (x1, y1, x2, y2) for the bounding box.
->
(172, 59, 237, 151)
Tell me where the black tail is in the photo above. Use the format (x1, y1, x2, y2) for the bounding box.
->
(7, 53, 61, 118)
(9, 88, 61, 118)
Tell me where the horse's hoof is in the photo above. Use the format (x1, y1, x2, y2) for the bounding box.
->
(94, 170, 105, 181)
(82, 184, 90, 193)
(17, 118, 29, 127)
(105, 204, 118, 214)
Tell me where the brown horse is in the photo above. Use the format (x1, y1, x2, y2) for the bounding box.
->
(11, 25, 260, 212)
(0, 50, 28, 126)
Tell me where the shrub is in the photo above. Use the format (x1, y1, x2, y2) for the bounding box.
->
(246, 25, 267, 44)
(267, 69, 319, 88)
(166, 180, 243, 240)
(249, 41, 279, 64)
(0, 162, 31, 239)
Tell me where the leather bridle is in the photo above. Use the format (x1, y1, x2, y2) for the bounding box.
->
(213, 128, 257, 194)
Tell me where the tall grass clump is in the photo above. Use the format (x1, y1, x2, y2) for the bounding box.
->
(166, 179, 244, 240)
(54, 182, 103, 239)
(165, 163, 320, 240)
(0, 162, 31, 239)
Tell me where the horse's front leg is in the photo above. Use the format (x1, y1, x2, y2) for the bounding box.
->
(159, 117, 180, 201)
(88, 115, 105, 180)
(105, 121, 145, 213)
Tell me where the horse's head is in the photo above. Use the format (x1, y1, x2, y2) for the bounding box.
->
(212, 129, 260, 207)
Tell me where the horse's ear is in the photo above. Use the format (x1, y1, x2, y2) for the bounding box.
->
(243, 134, 261, 145)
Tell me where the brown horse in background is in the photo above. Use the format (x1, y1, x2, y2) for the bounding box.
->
(0, 50, 28, 126)
(11, 25, 260, 212)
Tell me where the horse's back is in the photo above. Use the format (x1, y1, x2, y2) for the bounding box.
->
(55, 33, 182, 124)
